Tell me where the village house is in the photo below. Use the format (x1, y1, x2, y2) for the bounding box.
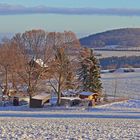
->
(79, 91, 100, 106)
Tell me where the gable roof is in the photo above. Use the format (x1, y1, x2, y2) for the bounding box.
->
(79, 91, 97, 96)
(32, 93, 50, 100)
(34, 58, 48, 68)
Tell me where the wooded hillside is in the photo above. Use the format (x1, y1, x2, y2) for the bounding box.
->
(80, 28, 140, 48)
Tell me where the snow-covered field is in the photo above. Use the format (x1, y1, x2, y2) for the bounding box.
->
(95, 50, 140, 58)
(101, 68, 140, 99)
(0, 68, 140, 139)
(0, 117, 140, 140)
(0, 100, 140, 140)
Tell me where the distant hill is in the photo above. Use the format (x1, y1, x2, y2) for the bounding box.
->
(80, 28, 140, 48)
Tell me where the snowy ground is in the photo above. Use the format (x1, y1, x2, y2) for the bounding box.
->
(0, 118, 140, 140)
(95, 50, 140, 58)
(0, 100, 140, 139)
(0, 69, 140, 139)
(101, 68, 140, 99)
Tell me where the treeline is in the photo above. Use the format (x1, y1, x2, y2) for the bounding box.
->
(80, 28, 140, 48)
(0, 29, 102, 106)
(100, 56, 140, 69)
(0, 30, 81, 106)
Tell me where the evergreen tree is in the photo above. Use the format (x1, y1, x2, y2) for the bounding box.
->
(78, 48, 102, 93)
(78, 59, 89, 91)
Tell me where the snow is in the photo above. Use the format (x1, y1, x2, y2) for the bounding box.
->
(0, 68, 140, 139)
(61, 97, 81, 101)
(32, 93, 50, 100)
(101, 68, 140, 99)
(104, 45, 119, 49)
(62, 89, 79, 96)
(34, 58, 47, 68)
(0, 118, 139, 140)
(101, 69, 110, 73)
(114, 68, 134, 73)
(95, 50, 140, 58)
(79, 91, 96, 96)
(0, 99, 140, 139)
(98, 99, 140, 110)
(0, 69, 139, 139)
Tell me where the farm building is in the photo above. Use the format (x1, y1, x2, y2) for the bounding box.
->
(79, 91, 100, 106)
(30, 93, 51, 108)
(60, 97, 81, 106)
(29, 58, 48, 68)
(79, 91, 99, 100)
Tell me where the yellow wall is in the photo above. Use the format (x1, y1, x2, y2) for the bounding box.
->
(88, 95, 93, 100)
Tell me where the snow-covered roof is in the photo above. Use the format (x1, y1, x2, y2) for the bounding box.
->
(34, 59, 48, 68)
(61, 97, 81, 101)
(32, 93, 51, 100)
(62, 90, 78, 96)
(79, 91, 97, 96)
(101, 70, 110, 73)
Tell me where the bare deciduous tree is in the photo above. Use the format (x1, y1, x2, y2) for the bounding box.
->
(0, 40, 19, 95)
(0, 30, 81, 107)
(47, 31, 81, 105)
(12, 30, 53, 105)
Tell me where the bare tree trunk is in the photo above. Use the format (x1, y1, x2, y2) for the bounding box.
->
(11, 71, 16, 89)
(114, 77, 117, 101)
(29, 93, 32, 108)
(57, 92, 61, 106)
(28, 68, 33, 107)
(57, 74, 62, 106)
(5, 66, 8, 96)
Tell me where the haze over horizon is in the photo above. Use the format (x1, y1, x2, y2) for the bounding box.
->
(0, 0, 140, 38)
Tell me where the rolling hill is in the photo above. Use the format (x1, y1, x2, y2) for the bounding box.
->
(80, 28, 140, 48)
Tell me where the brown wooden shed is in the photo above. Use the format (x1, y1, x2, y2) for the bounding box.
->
(30, 93, 51, 108)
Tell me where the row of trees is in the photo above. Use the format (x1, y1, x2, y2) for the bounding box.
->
(100, 56, 140, 69)
(0, 29, 102, 106)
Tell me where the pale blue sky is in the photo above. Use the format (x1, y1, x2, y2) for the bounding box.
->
(2, 0, 140, 8)
(0, 0, 140, 38)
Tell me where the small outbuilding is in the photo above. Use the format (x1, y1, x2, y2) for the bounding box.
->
(79, 91, 98, 100)
(30, 93, 51, 108)
(61, 97, 81, 106)
(79, 91, 99, 106)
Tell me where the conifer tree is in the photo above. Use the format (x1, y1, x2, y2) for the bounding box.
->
(78, 48, 102, 93)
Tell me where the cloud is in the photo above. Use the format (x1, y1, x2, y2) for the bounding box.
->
(0, 3, 140, 16)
